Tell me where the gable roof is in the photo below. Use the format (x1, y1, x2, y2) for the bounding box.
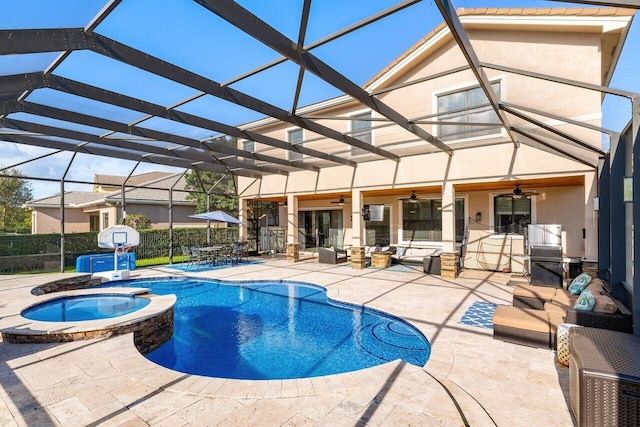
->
(94, 171, 175, 187)
(365, 7, 635, 92)
(25, 172, 195, 208)
(25, 191, 103, 208)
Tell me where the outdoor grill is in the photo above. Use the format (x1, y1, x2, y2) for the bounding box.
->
(530, 245, 563, 288)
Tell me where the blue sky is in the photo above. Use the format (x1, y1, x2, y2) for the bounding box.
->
(1, 0, 638, 199)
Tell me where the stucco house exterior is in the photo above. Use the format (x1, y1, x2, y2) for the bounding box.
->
(25, 172, 200, 234)
(235, 7, 634, 277)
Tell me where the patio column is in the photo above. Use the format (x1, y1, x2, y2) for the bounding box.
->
(583, 170, 598, 269)
(609, 131, 626, 301)
(350, 189, 366, 270)
(596, 156, 610, 281)
(238, 198, 248, 242)
(286, 194, 299, 262)
(441, 181, 459, 279)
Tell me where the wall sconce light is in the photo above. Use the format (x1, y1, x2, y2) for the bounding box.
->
(362, 206, 370, 221)
(624, 177, 633, 203)
(475, 212, 482, 222)
(593, 197, 599, 211)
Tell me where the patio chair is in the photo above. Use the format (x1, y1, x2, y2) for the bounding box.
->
(190, 246, 203, 265)
(231, 241, 249, 264)
(218, 245, 232, 265)
(181, 245, 192, 265)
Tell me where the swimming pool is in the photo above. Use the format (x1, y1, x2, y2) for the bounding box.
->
(103, 277, 430, 380)
(22, 294, 151, 322)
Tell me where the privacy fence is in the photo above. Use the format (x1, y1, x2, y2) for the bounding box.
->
(0, 227, 239, 274)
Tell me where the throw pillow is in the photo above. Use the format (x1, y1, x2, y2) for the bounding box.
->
(568, 273, 592, 295)
(573, 289, 596, 311)
(396, 247, 407, 257)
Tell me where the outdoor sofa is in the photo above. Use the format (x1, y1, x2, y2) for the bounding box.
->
(493, 277, 632, 349)
(362, 245, 439, 264)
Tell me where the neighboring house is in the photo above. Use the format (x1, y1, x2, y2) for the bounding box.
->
(25, 172, 201, 234)
(235, 8, 634, 275)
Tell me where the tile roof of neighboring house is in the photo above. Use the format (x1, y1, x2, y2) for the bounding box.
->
(25, 191, 103, 207)
(94, 171, 174, 187)
(26, 173, 195, 207)
(364, 7, 636, 89)
(105, 174, 193, 204)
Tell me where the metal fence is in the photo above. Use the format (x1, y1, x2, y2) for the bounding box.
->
(259, 227, 287, 252)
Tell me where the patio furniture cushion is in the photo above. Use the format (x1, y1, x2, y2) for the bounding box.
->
(493, 306, 549, 333)
(544, 301, 568, 315)
(592, 293, 618, 314)
(550, 290, 578, 307)
(392, 247, 439, 265)
(513, 284, 557, 310)
(568, 272, 592, 295)
(514, 284, 557, 301)
(493, 306, 551, 348)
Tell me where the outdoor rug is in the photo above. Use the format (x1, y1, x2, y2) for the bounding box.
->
(458, 301, 500, 329)
(165, 260, 263, 272)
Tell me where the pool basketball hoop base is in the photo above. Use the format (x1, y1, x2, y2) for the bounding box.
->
(95, 225, 139, 281)
(93, 269, 131, 281)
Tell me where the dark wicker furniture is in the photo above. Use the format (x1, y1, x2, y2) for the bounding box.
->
(318, 246, 348, 264)
(569, 327, 640, 426)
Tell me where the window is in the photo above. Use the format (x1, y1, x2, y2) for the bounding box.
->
(494, 196, 531, 235)
(242, 140, 255, 165)
(401, 197, 465, 243)
(90, 215, 100, 232)
(287, 128, 303, 161)
(437, 82, 501, 141)
(101, 212, 109, 230)
(365, 205, 390, 246)
(350, 112, 372, 156)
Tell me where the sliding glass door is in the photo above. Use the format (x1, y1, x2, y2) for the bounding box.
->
(298, 209, 343, 250)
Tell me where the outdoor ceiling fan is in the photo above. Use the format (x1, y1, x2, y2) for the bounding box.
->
(399, 191, 419, 203)
(498, 184, 539, 198)
(331, 195, 345, 206)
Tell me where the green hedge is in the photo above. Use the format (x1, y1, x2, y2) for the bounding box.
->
(0, 227, 239, 273)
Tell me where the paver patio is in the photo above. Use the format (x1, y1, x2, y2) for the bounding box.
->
(0, 258, 573, 426)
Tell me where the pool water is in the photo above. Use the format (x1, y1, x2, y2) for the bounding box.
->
(22, 294, 151, 322)
(104, 277, 430, 380)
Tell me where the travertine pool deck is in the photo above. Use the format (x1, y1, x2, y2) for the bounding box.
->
(0, 258, 573, 426)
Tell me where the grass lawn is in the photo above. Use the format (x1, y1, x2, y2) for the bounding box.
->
(14, 255, 189, 274)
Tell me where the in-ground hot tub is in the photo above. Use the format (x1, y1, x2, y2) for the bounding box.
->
(21, 294, 151, 322)
(1, 287, 176, 354)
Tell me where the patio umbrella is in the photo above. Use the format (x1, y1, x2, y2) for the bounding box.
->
(189, 210, 243, 224)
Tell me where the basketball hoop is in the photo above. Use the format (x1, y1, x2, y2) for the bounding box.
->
(114, 245, 132, 259)
(96, 226, 139, 280)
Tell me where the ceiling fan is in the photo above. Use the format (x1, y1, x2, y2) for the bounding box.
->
(399, 191, 419, 203)
(498, 184, 539, 198)
(331, 195, 345, 205)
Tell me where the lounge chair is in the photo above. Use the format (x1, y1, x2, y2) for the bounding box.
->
(318, 246, 348, 264)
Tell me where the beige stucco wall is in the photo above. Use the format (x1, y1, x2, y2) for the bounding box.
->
(32, 207, 91, 234)
(123, 204, 200, 229)
(239, 20, 612, 261)
(31, 203, 200, 234)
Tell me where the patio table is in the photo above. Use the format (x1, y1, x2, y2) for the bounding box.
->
(199, 246, 225, 264)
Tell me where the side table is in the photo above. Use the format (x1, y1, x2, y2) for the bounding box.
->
(371, 252, 391, 268)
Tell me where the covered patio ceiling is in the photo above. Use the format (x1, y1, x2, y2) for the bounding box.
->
(1, 0, 638, 186)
